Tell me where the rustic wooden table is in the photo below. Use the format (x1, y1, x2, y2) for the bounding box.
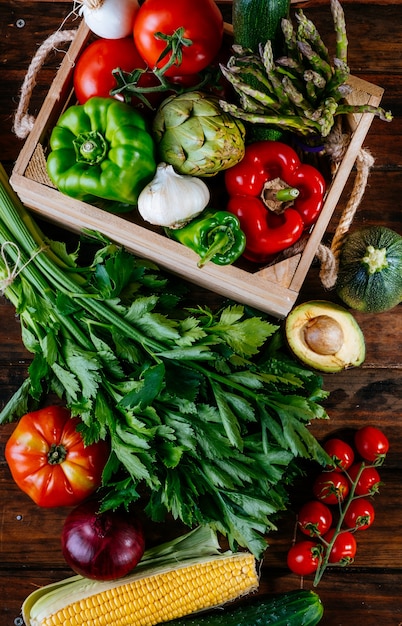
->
(1, 1, 401, 625)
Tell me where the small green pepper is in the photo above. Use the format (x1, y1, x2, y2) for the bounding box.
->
(47, 97, 156, 211)
(165, 210, 246, 267)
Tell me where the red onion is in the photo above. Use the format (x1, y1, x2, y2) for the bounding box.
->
(61, 499, 145, 580)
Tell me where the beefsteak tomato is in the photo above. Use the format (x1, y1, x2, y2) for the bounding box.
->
(5, 406, 109, 507)
(133, 0, 224, 76)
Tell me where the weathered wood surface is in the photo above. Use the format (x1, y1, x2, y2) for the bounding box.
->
(1, 2, 402, 624)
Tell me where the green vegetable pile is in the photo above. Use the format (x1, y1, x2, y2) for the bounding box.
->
(219, 0, 392, 138)
(0, 164, 331, 559)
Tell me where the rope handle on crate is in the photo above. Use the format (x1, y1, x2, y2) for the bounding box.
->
(283, 120, 375, 289)
(13, 29, 77, 140)
(12, 28, 374, 291)
(318, 147, 374, 288)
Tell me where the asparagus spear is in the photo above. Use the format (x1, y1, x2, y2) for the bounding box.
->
(219, 1, 392, 139)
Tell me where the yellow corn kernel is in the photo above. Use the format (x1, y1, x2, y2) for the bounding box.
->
(39, 552, 258, 626)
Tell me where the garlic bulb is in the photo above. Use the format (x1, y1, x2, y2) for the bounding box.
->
(137, 163, 210, 229)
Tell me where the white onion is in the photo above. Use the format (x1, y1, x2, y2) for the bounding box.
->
(79, 0, 140, 39)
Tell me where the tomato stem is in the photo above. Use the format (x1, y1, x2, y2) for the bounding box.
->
(47, 443, 68, 465)
(313, 461, 374, 586)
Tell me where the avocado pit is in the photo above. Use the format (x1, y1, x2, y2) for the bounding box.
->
(303, 315, 344, 355)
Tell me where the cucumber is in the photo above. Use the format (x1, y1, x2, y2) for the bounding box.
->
(232, 0, 290, 55)
(336, 226, 402, 313)
(165, 590, 324, 626)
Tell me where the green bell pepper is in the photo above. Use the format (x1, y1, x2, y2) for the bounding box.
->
(46, 97, 156, 210)
(165, 210, 246, 268)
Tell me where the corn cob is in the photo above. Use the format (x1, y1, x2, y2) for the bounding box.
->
(23, 527, 259, 626)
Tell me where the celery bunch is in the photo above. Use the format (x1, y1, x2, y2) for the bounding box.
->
(0, 164, 331, 558)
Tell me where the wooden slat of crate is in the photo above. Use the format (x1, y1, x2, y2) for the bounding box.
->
(10, 20, 384, 318)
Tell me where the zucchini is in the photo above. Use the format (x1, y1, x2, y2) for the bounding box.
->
(336, 226, 402, 313)
(232, 0, 290, 55)
(165, 589, 324, 626)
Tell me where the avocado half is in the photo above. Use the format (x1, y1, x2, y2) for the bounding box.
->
(285, 300, 366, 373)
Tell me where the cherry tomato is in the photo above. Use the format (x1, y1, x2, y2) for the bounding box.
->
(323, 438, 355, 472)
(297, 500, 333, 537)
(354, 426, 389, 463)
(323, 528, 357, 563)
(344, 498, 375, 531)
(313, 470, 350, 505)
(5, 406, 110, 507)
(73, 37, 160, 106)
(348, 463, 381, 496)
(133, 0, 224, 76)
(287, 540, 321, 576)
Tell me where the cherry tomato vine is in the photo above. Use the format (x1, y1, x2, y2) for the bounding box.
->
(287, 425, 389, 586)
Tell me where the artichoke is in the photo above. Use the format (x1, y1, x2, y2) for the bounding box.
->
(152, 91, 246, 177)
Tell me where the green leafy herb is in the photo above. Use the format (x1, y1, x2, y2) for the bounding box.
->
(0, 164, 331, 558)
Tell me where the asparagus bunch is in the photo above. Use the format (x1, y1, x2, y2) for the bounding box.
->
(219, 0, 392, 138)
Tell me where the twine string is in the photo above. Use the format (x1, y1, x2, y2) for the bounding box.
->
(0, 242, 45, 294)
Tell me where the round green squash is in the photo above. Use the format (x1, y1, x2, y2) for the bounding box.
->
(336, 226, 402, 313)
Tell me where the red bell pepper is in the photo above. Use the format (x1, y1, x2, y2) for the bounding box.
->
(225, 140, 326, 264)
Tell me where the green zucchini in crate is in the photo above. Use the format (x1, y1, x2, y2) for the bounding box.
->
(336, 226, 402, 313)
(231, 0, 291, 142)
(232, 0, 290, 54)
(165, 589, 324, 626)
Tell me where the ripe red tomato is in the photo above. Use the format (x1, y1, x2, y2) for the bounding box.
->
(73, 37, 160, 106)
(287, 540, 321, 576)
(323, 528, 357, 563)
(343, 498, 375, 531)
(133, 0, 224, 76)
(354, 426, 389, 463)
(297, 500, 333, 537)
(313, 470, 350, 505)
(323, 438, 355, 472)
(348, 463, 381, 496)
(5, 406, 109, 507)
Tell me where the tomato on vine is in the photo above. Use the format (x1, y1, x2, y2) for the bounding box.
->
(297, 500, 333, 537)
(348, 463, 381, 496)
(133, 0, 224, 77)
(287, 540, 322, 576)
(73, 37, 160, 106)
(313, 470, 350, 505)
(344, 498, 375, 531)
(323, 438, 354, 472)
(355, 426, 389, 463)
(323, 528, 357, 564)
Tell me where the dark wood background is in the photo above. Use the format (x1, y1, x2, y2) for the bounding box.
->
(1, 2, 401, 624)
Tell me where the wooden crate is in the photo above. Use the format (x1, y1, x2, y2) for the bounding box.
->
(10, 20, 384, 318)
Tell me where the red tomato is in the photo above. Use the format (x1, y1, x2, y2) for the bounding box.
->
(297, 500, 333, 537)
(133, 0, 224, 76)
(323, 528, 357, 563)
(73, 37, 160, 106)
(313, 470, 350, 505)
(343, 498, 375, 531)
(323, 438, 355, 473)
(287, 540, 321, 576)
(348, 463, 381, 496)
(354, 426, 389, 463)
(5, 406, 109, 507)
